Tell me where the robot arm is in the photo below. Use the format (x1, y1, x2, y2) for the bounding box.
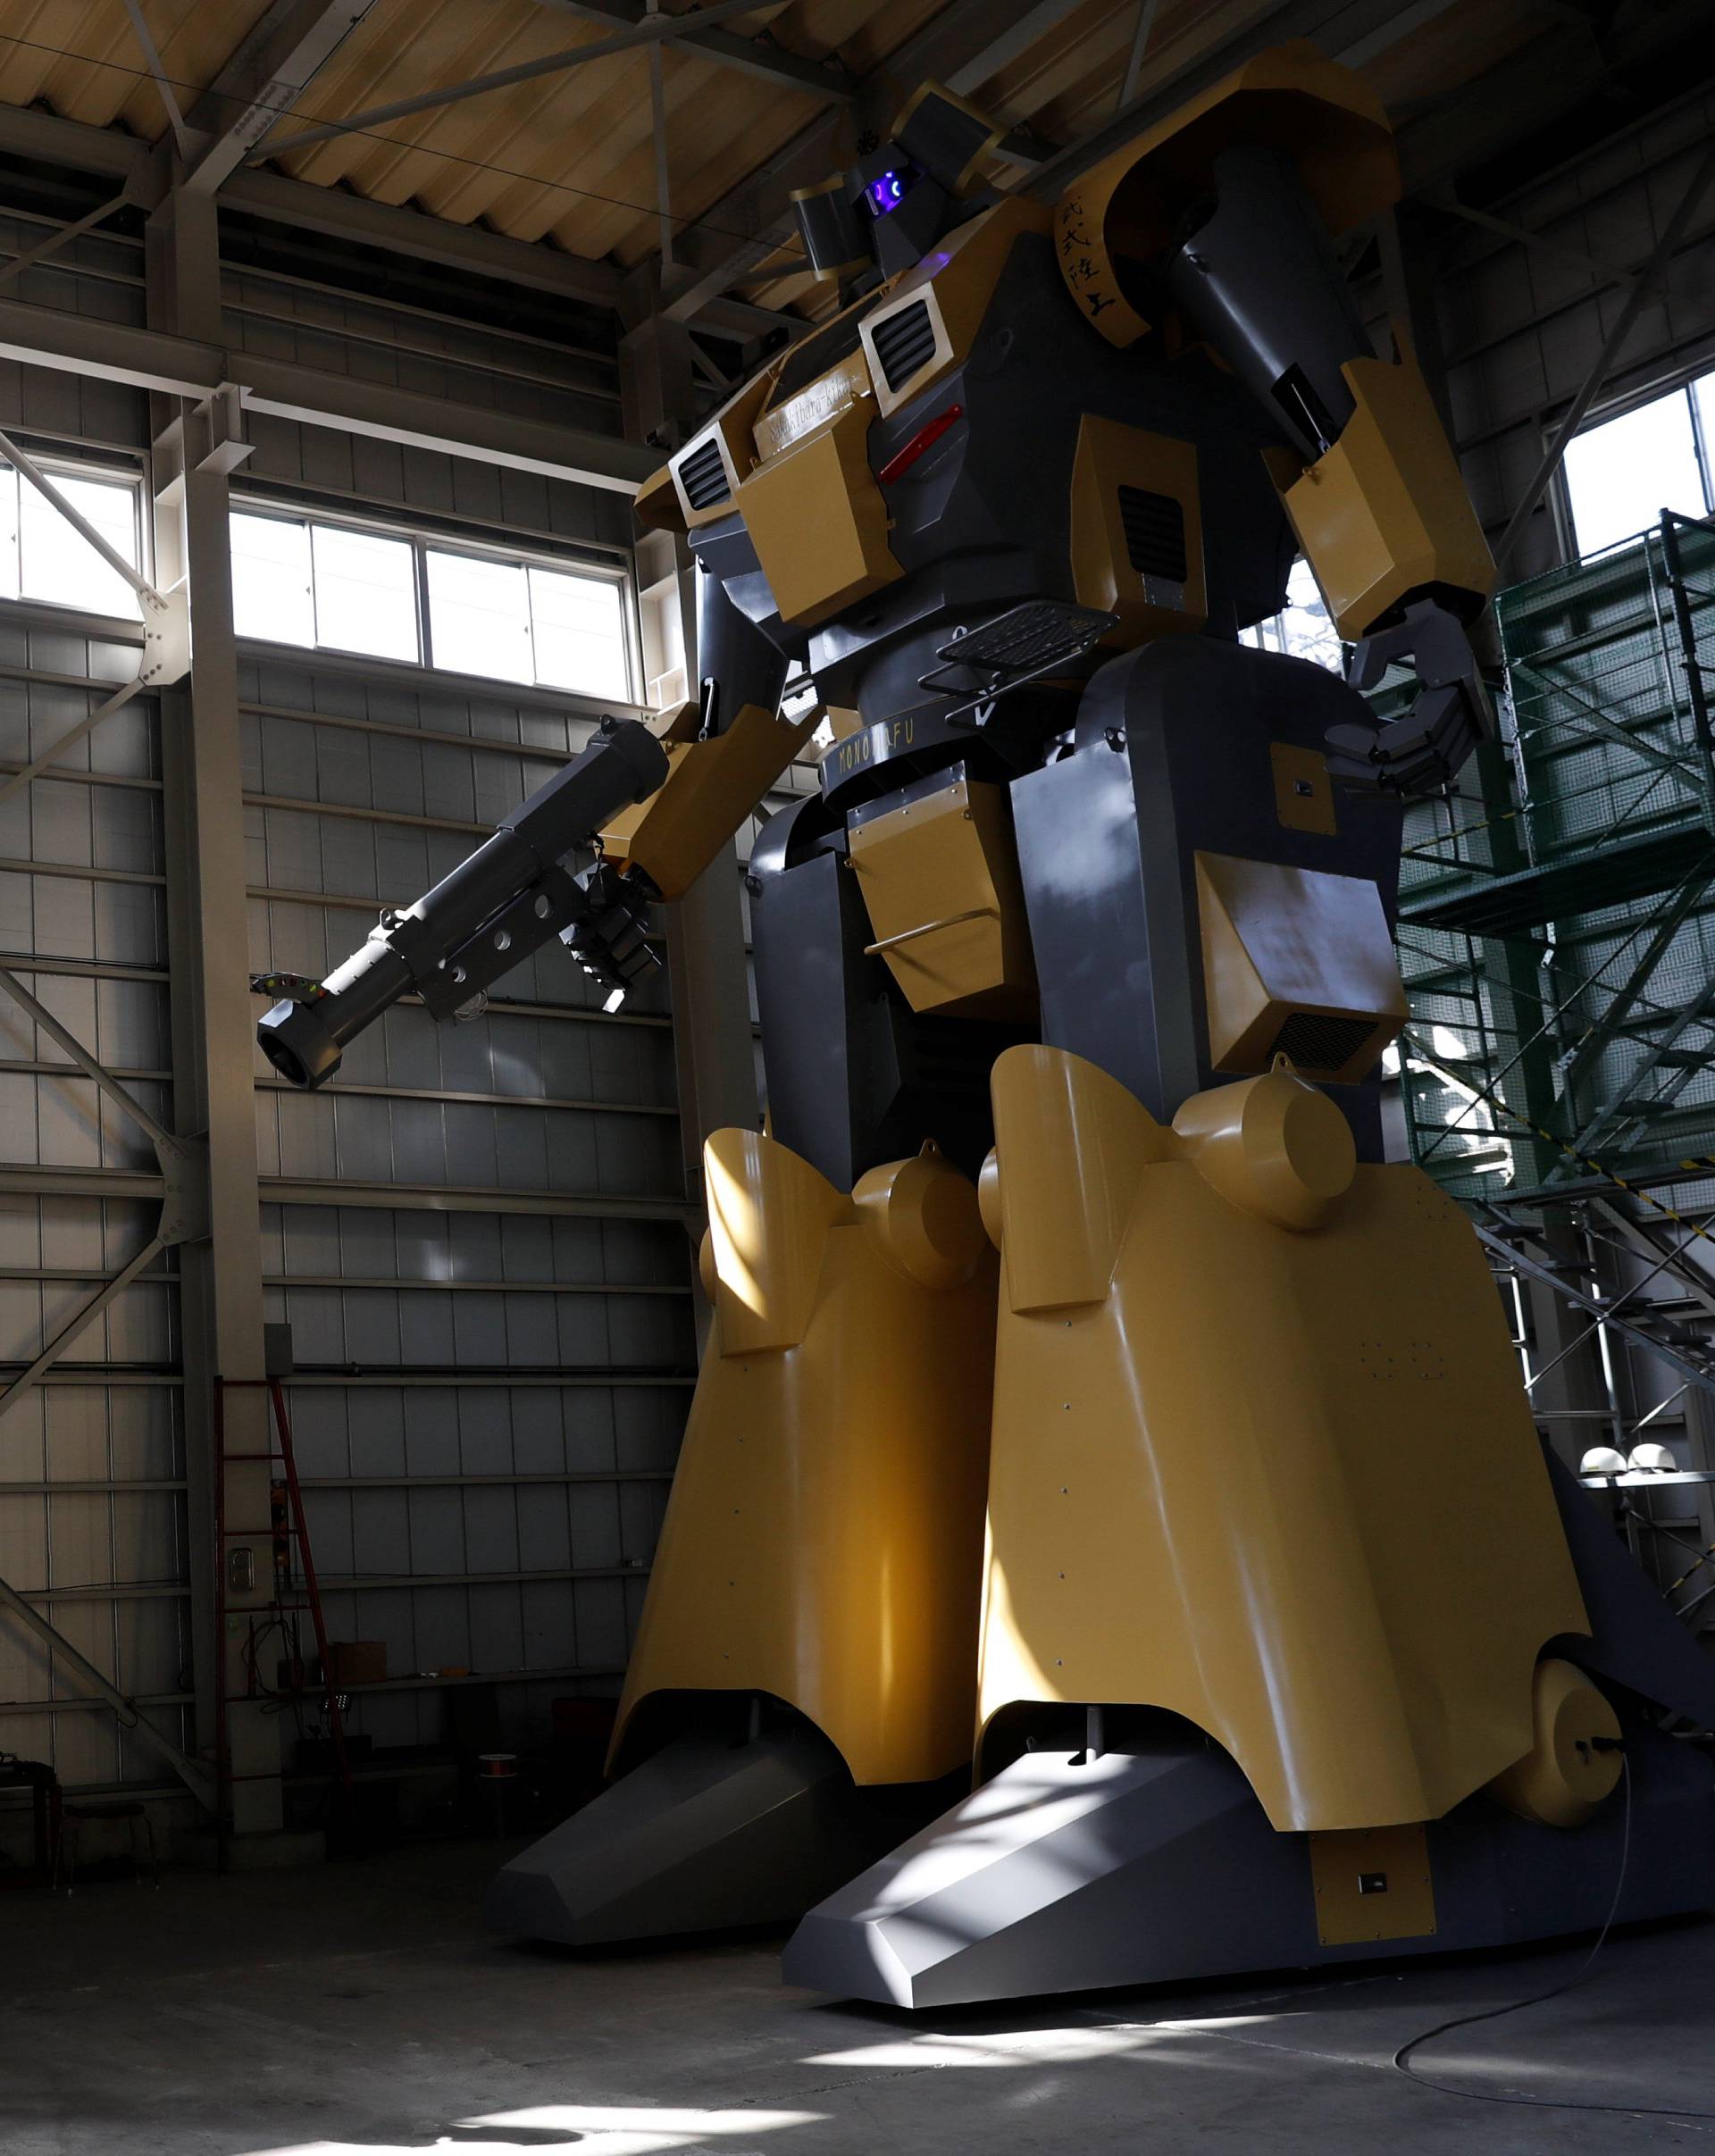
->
(1164, 139, 1494, 795)
(255, 716, 667, 1090)
(604, 506, 816, 902)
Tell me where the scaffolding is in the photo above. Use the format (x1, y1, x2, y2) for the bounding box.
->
(1399, 510, 1715, 1206)
(1394, 514, 1715, 1609)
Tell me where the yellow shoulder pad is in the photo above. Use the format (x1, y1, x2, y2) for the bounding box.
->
(632, 461, 686, 536)
(1055, 39, 1400, 349)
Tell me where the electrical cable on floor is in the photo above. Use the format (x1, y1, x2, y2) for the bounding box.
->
(1391, 1755, 1715, 2126)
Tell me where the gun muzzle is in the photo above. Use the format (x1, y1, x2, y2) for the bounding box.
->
(257, 716, 667, 1089)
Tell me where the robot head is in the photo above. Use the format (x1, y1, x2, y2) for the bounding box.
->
(791, 83, 1004, 283)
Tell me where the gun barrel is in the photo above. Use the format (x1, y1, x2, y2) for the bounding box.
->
(256, 716, 667, 1089)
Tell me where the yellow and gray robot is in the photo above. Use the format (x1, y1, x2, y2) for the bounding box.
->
(260, 43, 1715, 2006)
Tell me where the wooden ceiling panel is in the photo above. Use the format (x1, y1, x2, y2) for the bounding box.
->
(996, 0, 1288, 149)
(249, 0, 946, 266)
(1359, 0, 1551, 121)
(0, 0, 1652, 316)
(0, 0, 275, 138)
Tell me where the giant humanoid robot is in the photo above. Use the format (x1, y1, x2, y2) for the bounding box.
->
(260, 45, 1715, 2007)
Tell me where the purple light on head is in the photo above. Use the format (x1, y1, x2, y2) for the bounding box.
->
(866, 170, 908, 216)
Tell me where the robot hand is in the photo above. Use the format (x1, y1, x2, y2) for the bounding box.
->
(564, 859, 660, 1009)
(1325, 596, 1493, 797)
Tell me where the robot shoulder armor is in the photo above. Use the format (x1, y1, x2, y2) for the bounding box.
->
(1053, 38, 1399, 350)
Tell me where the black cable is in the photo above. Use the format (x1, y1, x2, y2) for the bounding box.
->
(1393, 1758, 1715, 2126)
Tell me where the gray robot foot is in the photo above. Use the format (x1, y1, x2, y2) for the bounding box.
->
(782, 1725, 1715, 2010)
(483, 1718, 956, 1946)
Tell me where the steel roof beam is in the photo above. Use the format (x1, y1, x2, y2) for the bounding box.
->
(252, 0, 783, 161)
(1395, 0, 1714, 197)
(941, 0, 1091, 95)
(656, 0, 1076, 326)
(1017, 0, 1460, 199)
(119, 0, 193, 158)
(528, 0, 858, 102)
(182, 0, 381, 196)
(221, 166, 621, 306)
(0, 96, 149, 182)
(0, 102, 625, 310)
(0, 292, 658, 492)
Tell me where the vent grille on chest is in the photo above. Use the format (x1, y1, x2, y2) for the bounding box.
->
(1117, 487, 1188, 583)
(1268, 1011, 1379, 1074)
(870, 300, 937, 394)
(680, 438, 732, 512)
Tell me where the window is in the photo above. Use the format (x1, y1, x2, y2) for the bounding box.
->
(1242, 556, 1344, 672)
(426, 548, 531, 683)
(311, 522, 418, 663)
(229, 502, 633, 699)
(1562, 365, 1715, 557)
(230, 511, 314, 646)
(0, 458, 143, 620)
(528, 565, 630, 701)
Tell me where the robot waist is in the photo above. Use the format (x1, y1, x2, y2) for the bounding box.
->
(817, 686, 1079, 810)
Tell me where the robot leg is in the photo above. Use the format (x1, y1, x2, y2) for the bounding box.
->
(787, 1046, 1715, 2005)
(484, 802, 1001, 1946)
(784, 639, 1715, 2005)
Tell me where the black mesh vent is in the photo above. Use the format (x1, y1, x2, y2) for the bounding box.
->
(766, 308, 869, 407)
(1117, 488, 1188, 582)
(870, 300, 937, 393)
(679, 438, 731, 512)
(1268, 1011, 1378, 1073)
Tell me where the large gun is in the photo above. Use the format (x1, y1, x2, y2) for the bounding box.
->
(256, 716, 669, 1091)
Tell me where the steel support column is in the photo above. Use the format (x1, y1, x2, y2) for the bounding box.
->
(146, 182, 281, 1837)
(625, 306, 755, 1328)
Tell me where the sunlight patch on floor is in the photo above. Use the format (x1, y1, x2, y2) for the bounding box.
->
(245, 2105, 824, 2156)
(801, 2024, 1171, 2069)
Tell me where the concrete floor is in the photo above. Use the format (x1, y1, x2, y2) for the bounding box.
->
(4, 1841, 1715, 2154)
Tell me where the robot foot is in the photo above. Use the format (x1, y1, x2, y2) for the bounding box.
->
(483, 1718, 957, 1947)
(782, 1723, 1714, 2010)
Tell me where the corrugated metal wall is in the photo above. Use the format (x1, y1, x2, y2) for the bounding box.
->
(0, 192, 697, 1843)
(233, 247, 694, 1767)
(0, 199, 186, 1801)
(1435, 79, 1715, 581)
(241, 634, 694, 1754)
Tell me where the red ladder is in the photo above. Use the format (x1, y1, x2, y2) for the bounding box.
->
(213, 1377, 353, 1851)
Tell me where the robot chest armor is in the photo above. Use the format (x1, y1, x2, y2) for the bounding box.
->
(671, 201, 1244, 650)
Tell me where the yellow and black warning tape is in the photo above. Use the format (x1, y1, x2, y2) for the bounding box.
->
(1665, 1538, 1715, 1597)
(1405, 1030, 1715, 1249)
(1400, 800, 1529, 865)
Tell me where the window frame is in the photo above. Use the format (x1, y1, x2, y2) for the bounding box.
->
(228, 489, 641, 703)
(1557, 362, 1715, 563)
(0, 446, 148, 625)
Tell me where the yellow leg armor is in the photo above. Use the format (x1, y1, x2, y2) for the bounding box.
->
(975, 1043, 1589, 1832)
(612, 1129, 997, 1787)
